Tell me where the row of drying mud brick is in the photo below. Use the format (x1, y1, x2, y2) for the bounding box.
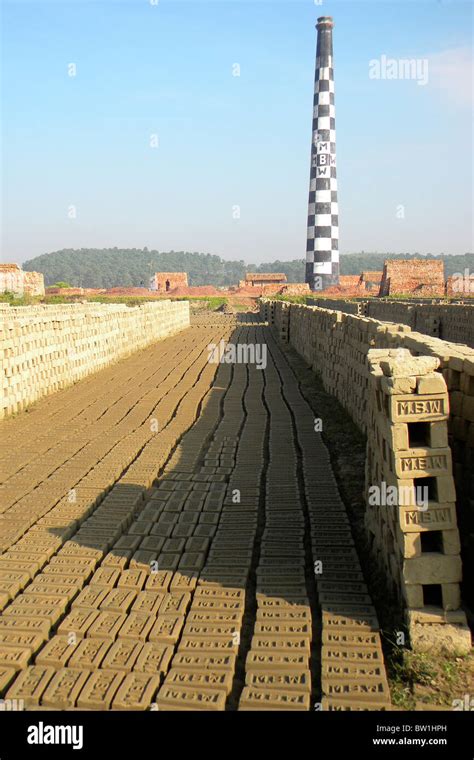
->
(0, 301, 190, 418)
(262, 299, 473, 652)
(308, 299, 474, 349)
(0, 323, 236, 709)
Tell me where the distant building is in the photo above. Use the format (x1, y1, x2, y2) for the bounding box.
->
(0, 264, 45, 296)
(379, 260, 445, 297)
(239, 273, 287, 288)
(150, 272, 188, 292)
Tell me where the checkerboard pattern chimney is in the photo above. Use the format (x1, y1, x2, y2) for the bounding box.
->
(305, 16, 339, 291)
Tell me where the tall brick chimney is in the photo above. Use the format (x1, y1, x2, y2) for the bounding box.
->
(305, 16, 339, 291)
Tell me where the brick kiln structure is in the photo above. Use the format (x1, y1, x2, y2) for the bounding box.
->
(0, 264, 45, 297)
(239, 273, 287, 288)
(379, 259, 445, 297)
(150, 272, 188, 292)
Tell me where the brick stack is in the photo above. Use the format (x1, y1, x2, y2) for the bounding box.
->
(365, 349, 471, 653)
(0, 301, 190, 418)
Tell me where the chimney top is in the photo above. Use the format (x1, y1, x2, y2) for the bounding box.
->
(316, 16, 334, 30)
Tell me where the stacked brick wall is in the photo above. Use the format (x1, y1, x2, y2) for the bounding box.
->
(0, 300, 190, 418)
(260, 299, 474, 643)
(0, 265, 45, 297)
(315, 301, 474, 348)
(379, 260, 445, 297)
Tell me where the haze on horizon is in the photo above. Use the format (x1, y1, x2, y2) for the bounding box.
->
(2, 0, 473, 267)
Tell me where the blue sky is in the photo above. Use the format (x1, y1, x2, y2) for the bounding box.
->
(1, 0, 473, 264)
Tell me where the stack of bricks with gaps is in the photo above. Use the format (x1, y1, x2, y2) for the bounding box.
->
(0, 301, 190, 418)
(365, 348, 471, 653)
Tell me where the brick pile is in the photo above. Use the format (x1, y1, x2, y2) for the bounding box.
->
(365, 349, 470, 653)
(0, 301, 190, 418)
(379, 260, 445, 297)
(0, 265, 45, 297)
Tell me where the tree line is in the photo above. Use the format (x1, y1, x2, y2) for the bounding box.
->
(22, 248, 474, 289)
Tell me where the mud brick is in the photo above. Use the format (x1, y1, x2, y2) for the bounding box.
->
(250, 636, 310, 654)
(116, 569, 148, 591)
(321, 603, 377, 619)
(41, 668, 90, 710)
(101, 551, 132, 570)
(140, 536, 166, 553)
(402, 554, 462, 584)
(162, 538, 186, 553)
(98, 589, 137, 615)
(256, 597, 309, 611)
(3, 602, 66, 627)
(171, 524, 196, 539)
(398, 503, 457, 533)
(77, 670, 125, 710)
(100, 639, 143, 672)
(57, 609, 100, 639)
(150, 523, 175, 539)
(89, 567, 121, 588)
(171, 651, 236, 672)
(245, 650, 309, 671)
(148, 614, 184, 645)
(198, 573, 249, 587)
(86, 611, 127, 641)
(323, 678, 390, 702)
(323, 611, 379, 631)
(322, 661, 387, 680)
(0, 616, 51, 640)
(0, 629, 45, 652)
(169, 571, 198, 592)
(254, 621, 311, 638)
(131, 591, 165, 616)
(317, 581, 368, 595)
(193, 525, 217, 538)
(117, 612, 156, 642)
(0, 666, 17, 696)
(182, 621, 239, 639)
(112, 672, 161, 710)
(128, 520, 153, 537)
(239, 687, 309, 711)
(164, 668, 233, 695)
(68, 638, 112, 670)
(388, 393, 448, 423)
(35, 636, 79, 668)
(322, 697, 390, 711)
(144, 571, 172, 592)
(0, 570, 31, 598)
(318, 592, 372, 606)
(178, 636, 238, 653)
(0, 645, 32, 671)
(154, 553, 180, 571)
(246, 670, 311, 693)
(133, 642, 174, 675)
(322, 629, 383, 649)
(0, 560, 39, 580)
(159, 592, 191, 616)
(5, 665, 56, 707)
(114, 535, 141, 552)
(25, 581, 80, 604)
(256, 585, 308, 597)
(407, 607, 467, 625)
(73, 586, 110, 611)
(129, 551, 157, 572)
(194, 587, 245, 603)
(46, 556, 97, 575)
(155, 683, 226, 711)
(177, 552, 205, 571)
(187, 610, 243, 625)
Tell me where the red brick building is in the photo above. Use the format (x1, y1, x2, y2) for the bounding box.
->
(150, 272, 188, 292)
